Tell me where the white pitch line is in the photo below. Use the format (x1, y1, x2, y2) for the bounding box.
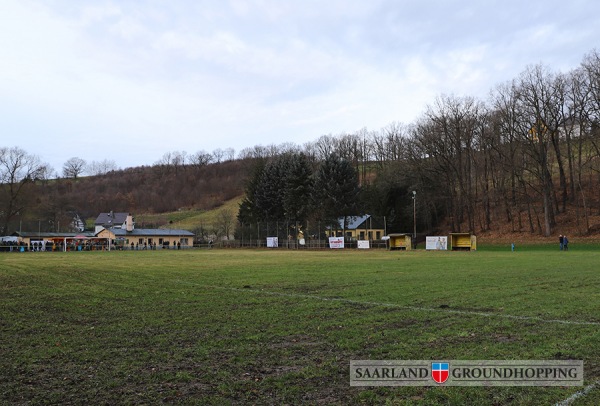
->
(178, 281, 600, 327)
(184, 282, 599, 405)
(555, 381, 599, 406)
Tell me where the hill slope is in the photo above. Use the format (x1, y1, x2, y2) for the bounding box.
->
(13, 159, 253, 234)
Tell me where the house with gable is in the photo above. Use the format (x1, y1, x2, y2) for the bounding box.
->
(326, 215, 385, 241)
(95, 213, 194, 249)
(94, 212, 130, 233)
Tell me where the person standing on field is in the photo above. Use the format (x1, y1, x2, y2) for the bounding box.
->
(563, 236, 569, 251)
(559, 235, 564, 250)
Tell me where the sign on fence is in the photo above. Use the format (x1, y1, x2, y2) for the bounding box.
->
(426, 236, 448, 250)
(357, 240, 370, 249)
(328, 237, 344, 249)
(266, 237, 278, 248)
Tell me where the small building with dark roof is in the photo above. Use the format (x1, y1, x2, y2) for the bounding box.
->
(326, 215, 385, 240)
(94, 212, 131, 233)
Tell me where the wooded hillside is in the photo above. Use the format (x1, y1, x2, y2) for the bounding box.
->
(2, 49, 600, 239)
(0, 156, 250, 234)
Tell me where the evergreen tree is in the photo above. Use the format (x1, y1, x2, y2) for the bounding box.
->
(237, 159, 266, 224)
(282, 153, 313, 222)
(254, 157, 286, 221)
(313, 154, 360, 229)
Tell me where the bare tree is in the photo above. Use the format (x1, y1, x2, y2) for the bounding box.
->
(576, 49, 600, 228)
(157, 151, 172, 166)
(192, 222, 212, 243)
(412, 95, 485, 232)
(489, 80, 529, 231)
(86, 159, 118, 176)
(265, 144, 283, 157)
(580, 50, 600, 165)
(215, 208, 235, 240)
(237, 145, 269, 160)
(212, 148, 225, 163)
(564, 67, 592, 233)
(513, 65, 561, 236)
(190, 150, 213, 168)
(383, 122, 407, 161)
(224, 148, 236, 161)
(313, 135, 336, 160)
(153, 151, 187, 175)
(62, 157, 87, 179)
(171, 151, 187, 175)
(277, 142, 300, 155)
(0, 147, 48, 234)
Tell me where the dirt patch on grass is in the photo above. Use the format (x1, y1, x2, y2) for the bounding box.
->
(383, 318, 421, 329)
(491, 333, 519, 343)
(269, 334, 324, 349)
(240, 365, 304, 381)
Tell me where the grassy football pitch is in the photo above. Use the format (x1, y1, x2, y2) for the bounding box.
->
(1, 246, 599, 405)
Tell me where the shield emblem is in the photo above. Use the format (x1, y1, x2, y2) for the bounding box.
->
(432, 362, 449, 384)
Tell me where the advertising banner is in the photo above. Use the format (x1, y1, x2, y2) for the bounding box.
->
(357, 240, 370, 249)
(328, 237, 344, 249)
(426, 236, 448, 250)
(266, 237, 278, 248)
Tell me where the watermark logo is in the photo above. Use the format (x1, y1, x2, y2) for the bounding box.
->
(350, 360, 584, 386)
(432, 362, 449, 384)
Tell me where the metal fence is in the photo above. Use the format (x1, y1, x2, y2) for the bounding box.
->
(207, 239, 389, 249)
(203, 218, 390, 249)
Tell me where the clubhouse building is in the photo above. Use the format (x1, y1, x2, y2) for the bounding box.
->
(7, 213, 194, 251)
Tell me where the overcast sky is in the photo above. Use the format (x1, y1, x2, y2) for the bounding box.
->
(1, 0, 599, 173)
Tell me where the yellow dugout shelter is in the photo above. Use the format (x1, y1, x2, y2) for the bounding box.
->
(449, 233, 477, 251)
(388, 233, 412, 250)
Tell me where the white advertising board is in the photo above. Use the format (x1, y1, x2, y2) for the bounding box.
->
(328, 237, 345, 249)
(426, 236, 448, 250)
(266, 237, 278, 248)
(357, 240, 370, 249)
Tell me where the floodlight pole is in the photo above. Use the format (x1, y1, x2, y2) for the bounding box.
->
(107, 212, 112, 252)
(412, 191, 417, 249)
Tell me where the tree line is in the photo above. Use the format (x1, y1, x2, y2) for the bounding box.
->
(0, 148, 248, 235)
(237, 49, 600, 237)
(237, 153, 360, 230)
(2, 49, 600, 237)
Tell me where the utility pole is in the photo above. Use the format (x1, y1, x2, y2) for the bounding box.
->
(412, 190, 417, 249)
(107, 212, 112, 251)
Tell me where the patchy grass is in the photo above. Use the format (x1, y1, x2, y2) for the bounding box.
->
(133, 196, 243, 230)
(1, 248, 599, 404)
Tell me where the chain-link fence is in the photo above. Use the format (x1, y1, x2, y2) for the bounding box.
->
(202, 217, 391, 249)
